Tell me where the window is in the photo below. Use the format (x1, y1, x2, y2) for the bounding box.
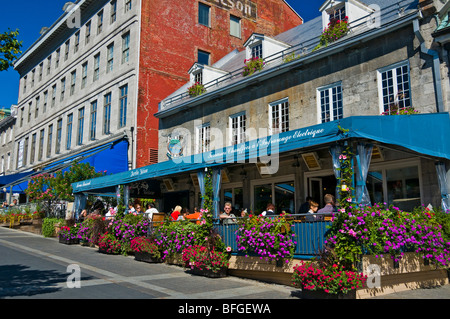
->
(329, 5, 346, 21)
(81, 62, 88, 88)
(38, 129, 44, 161)
(47, 56, 52, 75)
(199, 3, 210, 27)
(110, 0, 117, 24)
(67, 113, 73, 150)
(230, 15, 241, 38)
(122, 32, 130, 64)
(47, 124, 53, 157)
(194, 71, 203, 85)
(55, 49, 60, 68)
(125, 0, 132, 12)
(35, 97, 40, 118)
(90, 101, 97, 140)
(43, 91, 48, 113)
(198, 50, 210, 65)
(56, 119, 62, 153)
(70, 70, 76, 96)
(367, 162, 421, 211)
(23, 76, 27, 94)
(74, 31, 80, 53)
(251, 43, 262, 59)
(85, 21, 91, 44)
(60, 78, 66, 101)
(252, 179, 295, 214)
(318, 83, 343, 123)
(20, 107, 24, 127)
(30, 133, 36, 164)
(93, 53, 100, 81)
(223, 186, 243, 211)
(39, 63, 43, 81)
(119, 85, 128, 127)
(196, 123, 210, 153)
(107, 43, 114, 73)
(28, 102, 31, 122)
(230, 112, 246, 145)
(23, 138, 29, 167)
(97, 10, 104, 34)
(77, 107, 84, 145)
(378, 62, 411, 114)
(65, 40, 70, 61)
(52, 84, 57, 107)
(269, 98, 289, 134)
(104, 93, 111, 134)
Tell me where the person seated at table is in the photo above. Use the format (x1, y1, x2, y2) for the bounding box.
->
(261, 203, 276, 216)
(186, 207, 202, 224)
(220, 202, 236, 224)
(306, 200, 319, 222)
(171, 205, 182, 221)
(145, 203, 158, 220)
(318, 194, 336, 215)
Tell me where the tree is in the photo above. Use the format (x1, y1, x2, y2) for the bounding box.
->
(0, 29, 22, 71)
(26, 162, 106, 216)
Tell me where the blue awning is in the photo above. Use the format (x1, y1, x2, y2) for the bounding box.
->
(1, 138, 129, 193)
(72, 113, 450, 194)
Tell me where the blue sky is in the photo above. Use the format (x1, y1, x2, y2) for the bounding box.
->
(0, 0, 324, 108)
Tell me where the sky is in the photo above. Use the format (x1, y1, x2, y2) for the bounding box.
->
(0, 0, 325, 109)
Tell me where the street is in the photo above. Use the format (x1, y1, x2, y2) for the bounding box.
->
(0, 226, 299, 300)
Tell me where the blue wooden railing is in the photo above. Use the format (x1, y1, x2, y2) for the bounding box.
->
(215, 219, 332, 260)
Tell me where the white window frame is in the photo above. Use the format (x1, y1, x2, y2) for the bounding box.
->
(229, 112, 246, 146)
(317, 82, 343, 123)
(377, 61, 411, 114)
(196, 122, 211, 154)
(269, 98, 289, 135)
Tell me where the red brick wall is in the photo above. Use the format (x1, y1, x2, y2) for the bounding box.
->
(136, 0, 303, 168)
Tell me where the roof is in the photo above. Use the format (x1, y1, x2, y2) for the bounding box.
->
(157, 0, 420, 115)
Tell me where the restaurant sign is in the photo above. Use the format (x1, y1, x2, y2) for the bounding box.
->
(203, 0, 257, 20)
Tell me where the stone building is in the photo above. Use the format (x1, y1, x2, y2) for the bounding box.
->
(6, 0, 302, 195)
(72, 0, 450, 215)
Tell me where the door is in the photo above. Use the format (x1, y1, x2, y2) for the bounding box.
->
(309, 177, 323, 207)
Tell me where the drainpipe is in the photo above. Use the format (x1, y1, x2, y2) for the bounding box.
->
(413, 19, 444, 113)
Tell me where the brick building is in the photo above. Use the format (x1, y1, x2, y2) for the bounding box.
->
(5, 0, 302, 197)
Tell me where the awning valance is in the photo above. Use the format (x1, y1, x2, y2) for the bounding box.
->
(72, 113, 450, 194)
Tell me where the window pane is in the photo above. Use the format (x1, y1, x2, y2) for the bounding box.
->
(386, 166, 420, 211)
(198, 50, 210, 65)
(254, 184, 272, 214)
(199, 3, 210, 26)
(367, 171, 384, 204)
(230, 15, 240, 37)
(275, 182, 295, 214)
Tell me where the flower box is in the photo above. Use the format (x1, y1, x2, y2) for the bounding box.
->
(58, 234, 80, 245)
(300, 289, 356, 299)
(134, 251, 161, 263)
(187, 267, 228, 278)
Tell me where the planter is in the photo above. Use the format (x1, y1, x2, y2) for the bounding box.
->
(300, 289, 356, 299)
(134, 251, 161, 263)
(187, 267, 228, 278)
(58, 234, 80, 245)
(98, 248, 120, 255)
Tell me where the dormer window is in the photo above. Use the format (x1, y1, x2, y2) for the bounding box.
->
(194, 71, 203, 85)
(329, 4, 346, 22)
(251, 43, 263, 59)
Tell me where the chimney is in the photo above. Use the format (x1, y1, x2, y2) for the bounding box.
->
(419, 0, 437, 17)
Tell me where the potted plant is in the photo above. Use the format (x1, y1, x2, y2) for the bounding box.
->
(314, 16, 349, 51)
(242, 57, 265, 76)
(97, 232, 122, 254)
(188, 82, 206, 97)
(58, 224, 80, 245)
(236, 214, 296, 265)
(182, 245, 230, 278)
(130, 236, 161, 263)
(292, 260, 367, 299)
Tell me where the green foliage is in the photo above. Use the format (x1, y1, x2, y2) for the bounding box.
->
(188, 82, 206, 97)
(242, 57, 265, 76)
(42, 217, 64, 237)
(0, 29, 22, 71)
(202, 169, 213, 213)
(314, 17, 349, 51)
